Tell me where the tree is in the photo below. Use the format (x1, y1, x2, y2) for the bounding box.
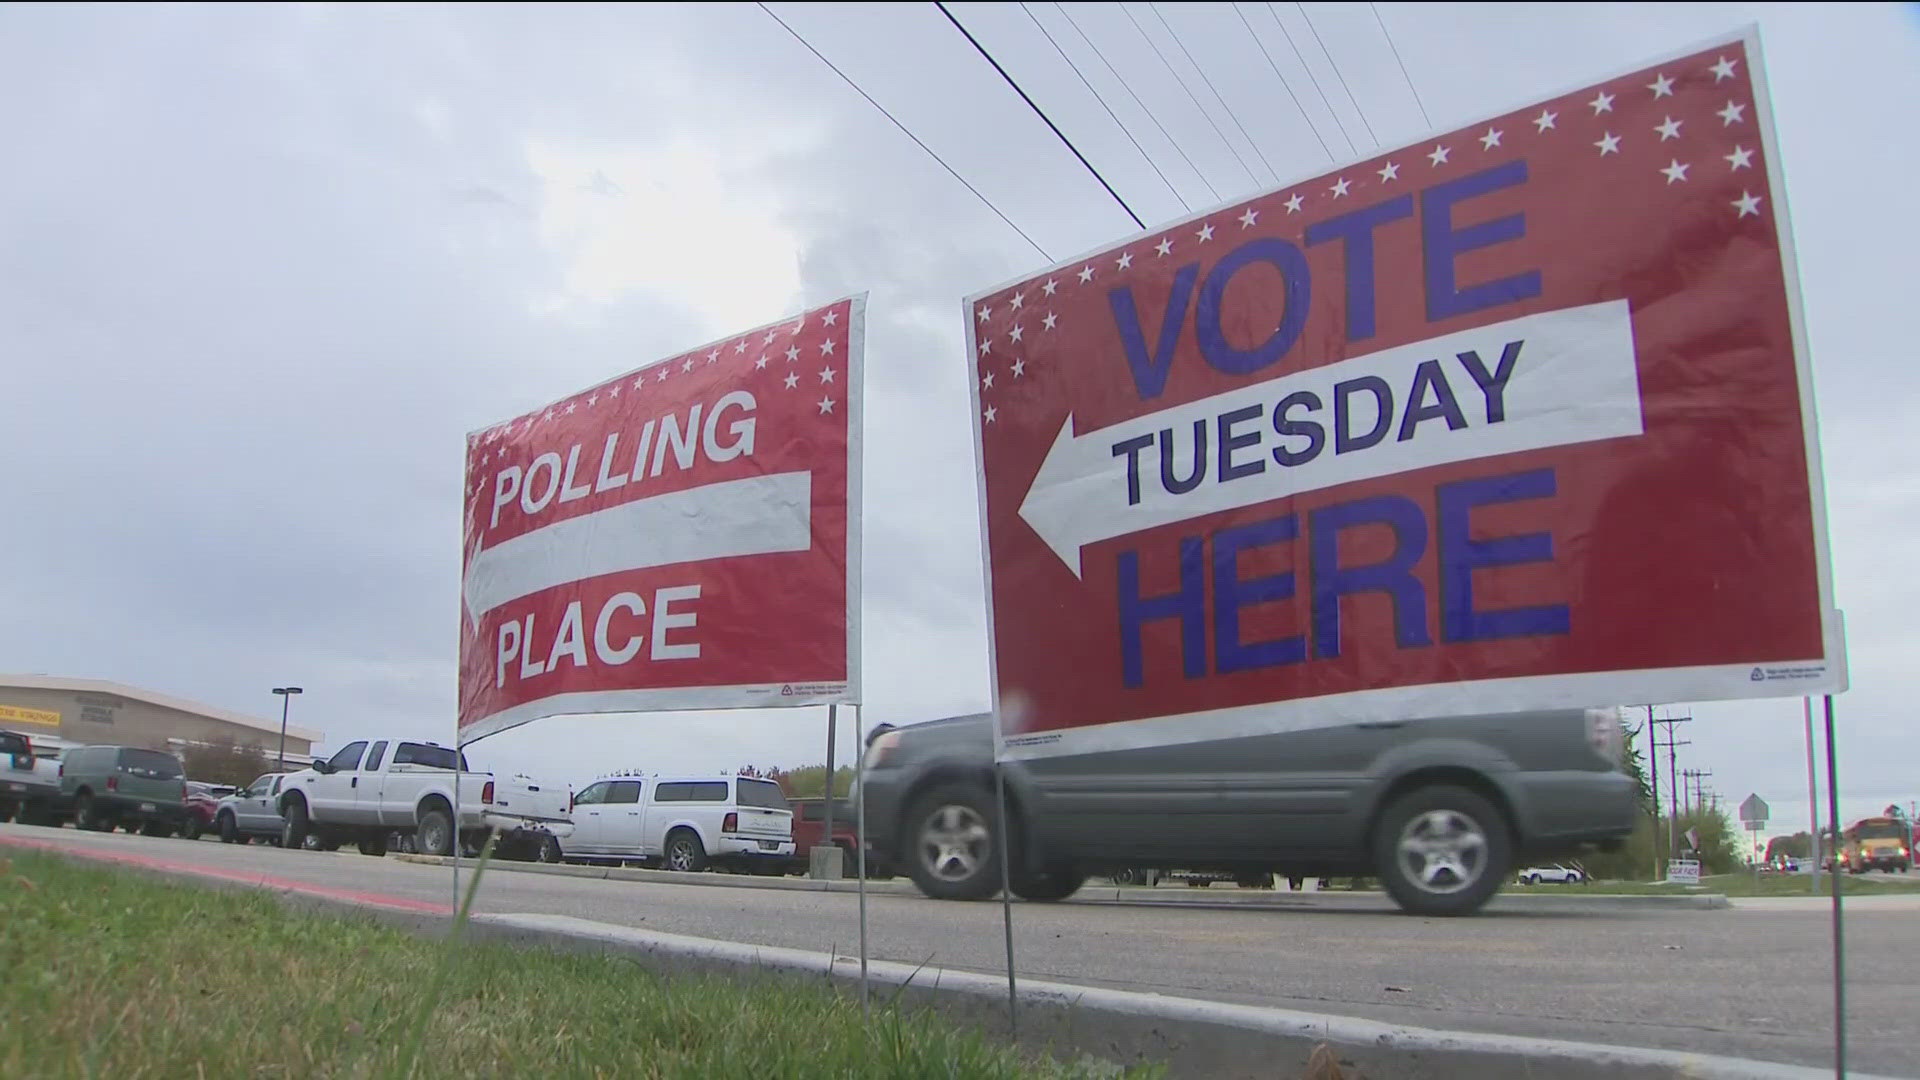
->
(736, 764, 854, 799)
(1766, 832, 1811, 861)
(179, 737, 274, 788)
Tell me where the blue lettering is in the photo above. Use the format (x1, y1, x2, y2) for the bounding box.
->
(1158, 420, 1206, 495)
(1304, 195, 1414, 343)
(1309, 496, 1432, 659)
(1112, 434, 1154, 506)
(1195, 238, 1311, 376)
(1421, 161, 1542, 323)
(1212, 516, 1305, 674)
(1334, 376, 1393, 454)
(1397, 359, 1467, 442)
(1217, 404, 1266, 483)
(1272, 390, 1325, 468)
(1456, 340, 1523, 423)
(1435, 468, 1568, 643)
(1118, 539, 1207, 688)
(1108, 263, 1200, 400)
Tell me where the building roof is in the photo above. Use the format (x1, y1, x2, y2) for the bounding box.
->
(0, 674, 323, 744)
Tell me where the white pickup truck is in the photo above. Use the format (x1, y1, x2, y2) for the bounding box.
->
(276, 738, 570, 860)
(0, 729, 63, 825)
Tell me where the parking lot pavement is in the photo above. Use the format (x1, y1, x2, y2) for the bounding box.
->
(4, 821, 1909, 1076)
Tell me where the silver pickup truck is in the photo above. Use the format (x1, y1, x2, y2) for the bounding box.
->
(858, 707, 1637, 916)
(0, 729, 63, 825)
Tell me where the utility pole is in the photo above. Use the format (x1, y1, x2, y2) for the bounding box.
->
(1645, 706, 1662, 875)
(1649, 713, 1694, 860)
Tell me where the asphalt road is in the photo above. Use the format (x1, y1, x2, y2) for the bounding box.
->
(4, 821, 1912, 1076)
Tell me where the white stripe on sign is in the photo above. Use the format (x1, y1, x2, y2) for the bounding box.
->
(1018, 299, 1642, 577)
(463, 471, 812, 627)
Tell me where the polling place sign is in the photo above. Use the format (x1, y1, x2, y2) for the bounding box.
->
(458, 297, 863, 744)
(966, 31, 1839, 760)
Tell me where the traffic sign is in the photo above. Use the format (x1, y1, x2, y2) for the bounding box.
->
(1739, 793, 1770, 828)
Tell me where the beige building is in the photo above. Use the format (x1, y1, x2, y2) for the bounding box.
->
(0, 674, 324, 765)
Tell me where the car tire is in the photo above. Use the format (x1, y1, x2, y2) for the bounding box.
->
(1374, 784, 1511, 917)
(903, 783, 1003, 901)
(536, 834, 563, 864)
(357, 835, 389, 857)
(74, 792, 110, 832)
(664, 829, 708, 873)
(281, 800, 310, 851)
(1522, 874, 1539, 886)
(1010, 867, 1086, 902)
(182, 817, 203, 841)
(217, 812, 240, 844)
(416, 808, 455, 857)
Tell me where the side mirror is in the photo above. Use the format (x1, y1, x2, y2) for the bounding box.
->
(310, 760, 332, 775)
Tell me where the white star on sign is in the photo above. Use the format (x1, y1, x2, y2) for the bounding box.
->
(565, 402, 577, 414)
(791, 316, 805, 334)
(977, 305, 991, 323)
(607, 385, 620, 397)
(782, 372, 799, 390)
(1238, 207, 1258, 227)
(1329, 177, 1351, 197)
(707, 349, 720, 362)
(1479, 128, 1503, 150)
(1043, 311, 1058, 331)
(543, 410, 556, 422)
(785, 345, 800, 362)
(657, 368, 669, 382)
(1195, 223, 1214, 242)
(1534, 109, 1557, 132)
(1154, 237, 1173, 257)
(1725, 145, 1753, 170)
(982, 371, 995, 390)
(1718, 101, 1747, 126)
(1077, 265, 1095, 284)
(682, 358, 695, 373)
(978, 339, 992, 356)
(1595, 132, 1621, 155)
(1661, 159, 1690, 185)
(1655, 116, 1683, 141)
(633, 377, 645, 389)
(1042, 278, 1058, 296)
(822, 309, 839, 325)
(755, 355, 768, 370)
(983, 405, 997, 424)
(1115, 251, 1133, 270)
(1732, 190, 1763, 217)
(1710, 56, 1738, 82)
(1008, 292, 1024, 310)
(1009, 324, 1024, 343)
(1284, 193, 1304, 213)
(817, 396, 835, 415)
(820, 338, 835, 355)
(734, 340, 747, 354)
(1648, 73, 1675, 98)
(1376, 161, 1398, 182)
(1589, 91, 1615, 114)
(1011, 359, 1026, 378)
(764, 330, 778, 345)
(1427, 144, 1450, 166)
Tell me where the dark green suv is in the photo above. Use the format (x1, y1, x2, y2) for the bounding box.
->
(59, 745, 189, 836)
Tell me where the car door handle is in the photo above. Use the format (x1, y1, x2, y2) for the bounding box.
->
(351, 777, 358, 788)
(1357, 720, 1407, 730)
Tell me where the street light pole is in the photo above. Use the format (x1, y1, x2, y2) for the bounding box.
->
(272, 687, 303, 769)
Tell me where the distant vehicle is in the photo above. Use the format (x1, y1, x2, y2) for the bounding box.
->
(858, 708, 1636, 917)
(565, 774, 794, 872)
(58, 745, 189, 836)
(785, 796, 889, 877)
(277, 740, 571, 859)
(1518, 863, 1587, 885)
(0, 729, 62, 825)
(181, 782, 235, 840)
(1844, 817, 1911, 873)
(215, 773, 292, 844)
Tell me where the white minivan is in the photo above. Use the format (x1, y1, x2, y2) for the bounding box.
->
(564, 774, 794, 872)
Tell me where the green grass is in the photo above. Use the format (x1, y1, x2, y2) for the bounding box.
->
(0, 852, 1157, 1080)
(1507, 871, 1920, 897)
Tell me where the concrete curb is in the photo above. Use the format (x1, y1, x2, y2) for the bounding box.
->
(469, 911, 1875, 1080)
(392, 853, 1728, 911)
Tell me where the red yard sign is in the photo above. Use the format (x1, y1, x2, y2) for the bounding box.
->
(459, 297, 863, 744)
(966, 31, 1841, 760)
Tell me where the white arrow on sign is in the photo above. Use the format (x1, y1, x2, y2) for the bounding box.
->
(1017, 300, 1642, 578)
(462, 470, 812, 630)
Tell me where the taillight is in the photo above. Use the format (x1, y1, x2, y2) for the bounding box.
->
(57, 762, 64, 778)
(482, 781, 495, 804)
(181, 783, 189, 802)
(107, 775, 118, 792)
(723, 812, 738, 833)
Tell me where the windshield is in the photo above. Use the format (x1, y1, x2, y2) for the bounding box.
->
(1854, 820, 1907, 840)
(121, 749, 182, 780)
(736, 778, 789, 810)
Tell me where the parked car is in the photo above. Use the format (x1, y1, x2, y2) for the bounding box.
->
(277, 739, 571, 859)
(215, 773, 292, 844)
(58, 745, 190, 836)
(0, 729, 63, 825)
(858, 707, 1636, 917)
(785, 796, 891, 877)
(1517, 863, 1587, 885)
(565, 774, 794, 872)
(180, 782, 236, 840)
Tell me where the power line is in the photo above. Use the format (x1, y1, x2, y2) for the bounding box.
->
(1369, 1, 1431, 129)
(756, 2, 1051, 261)
(935, 0, 1145, 230)
(1056, 2, 1220, 203)
(1020, 2, 1188, 212)
(1121, 1, 1261, 188)
(1266, 1, 1356, 156)
(1231, 1, 1333, 163)
(1297, 2, 1379, 148)
(1148, 2, 1279, 184)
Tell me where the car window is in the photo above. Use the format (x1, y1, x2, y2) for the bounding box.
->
(120, 749, 183, 780)
(366, 741, 388, 771)
(244, 774, 273, 796)
(607, 781, 642, 804)
(270, 776, 284, 795)
(736, 779, 787, 810)
(0, 733, 27, 756)
(573, 781, 610, 806)
(799, 802, 821, 822)
(393, 743, 467, 770)
(688, 781, 729, 802)
(654, 782, 688, 802)
(327, 741, 368, 772)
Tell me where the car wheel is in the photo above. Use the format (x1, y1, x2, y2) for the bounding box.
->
(1374, 785, 1511, 917)
(75, 792, 107, 832)
(536, 834, 563, 864)
(903, 783, 1002, 901)
(217, 812, 240, 844)
(1010, 867, 1086, 902)
(182, 817, 202, 841)
(356, 835, 389, 857)
(281, 800, 310, 850)
(416, 808, 455, 857)
(1522, 874, 1539, 886)
(664, 829, 708, 873)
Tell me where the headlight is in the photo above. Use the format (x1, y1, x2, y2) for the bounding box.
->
(865, 730, 903, 767)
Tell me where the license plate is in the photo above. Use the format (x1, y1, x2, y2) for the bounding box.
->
(758, 840, 780, 851)
(139, 803, 156, 813)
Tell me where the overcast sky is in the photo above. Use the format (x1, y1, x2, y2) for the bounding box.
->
(2, 2, 1913, 838)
